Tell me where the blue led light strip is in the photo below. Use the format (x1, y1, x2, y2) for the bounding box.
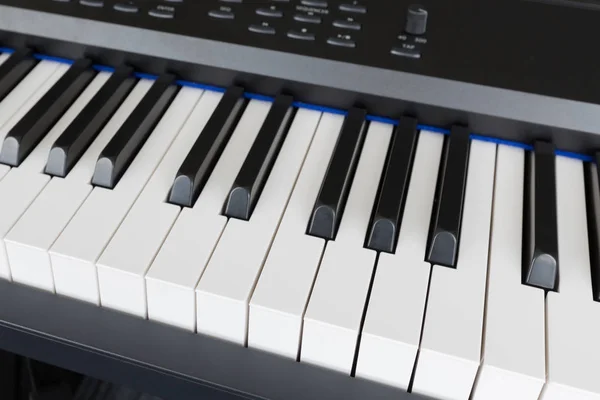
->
(0, 46, 592, 162)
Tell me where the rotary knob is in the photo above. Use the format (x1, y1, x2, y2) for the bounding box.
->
(405, 4, 428, 35)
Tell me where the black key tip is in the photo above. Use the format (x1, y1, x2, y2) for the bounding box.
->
(169, 174, 194, 208)
(45, 146, 68, 178)
(307, 205, 336, 240)
(224, 186, 251, 221)
(366, 218, 396, 253)
(91, 156, 115, 189)
(0, 136, 19, 167)
(525, 252, 558, 291)
(426, 230, 458, 268)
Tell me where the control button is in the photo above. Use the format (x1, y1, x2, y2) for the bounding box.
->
(339, 3, 366, 13)
(209, 10, 235, 19)
(80, 0, 103, 6)
(301, 0, 327, 7)
(405, 4, 428, 35)
(391, 46, 421, 59)
(149, 8, 175, 18)
(249, 25, 276, 35)
(287, 30, 316, 41)
(333, 20, 361, 30)
(327, 37, 356, 48)
(256, 8, 284, 17)
(294, 13, 322, 23)
(114, 3, 139, 12)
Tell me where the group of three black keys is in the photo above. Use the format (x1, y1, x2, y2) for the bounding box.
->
(0, 49, 597, 300)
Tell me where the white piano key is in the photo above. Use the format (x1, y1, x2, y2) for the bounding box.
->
(249, 235, 325, 358)
(0, 69, 107, 282)
(49, 83, 193, 305)
(300, 122, 392, 375)
(300, 242, 376, 373)
(248, 113, 344, 358)
(0, 60, 61, 133)
(195, 108, 321, 345)
(541, 157, 600, 400)
(146, 209, 224, 331)
(6, 178, 92, 290)
(145, 99, 271, 331)
(412, 140, 496, 400)
(471, 145, 545, 400)
(0, 170, 47, 281)
(96, 88, 216, 317)
(7, 72, 134, 292)
(354, 130, 444, 389)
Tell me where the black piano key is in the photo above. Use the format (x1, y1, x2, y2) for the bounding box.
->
(92, 74, 178, 189)
(169, 86, 247, 208)
(307, 107, 367, 240)
(426, 125, 471, 268)
(0, 49, 37, 103)
(0, 58, 95, 167)
(522, 141, 559, 291)
(366, 116, 418, 253)
(45, 66, 136, 178)
(584, 155, 600, 301)
(223, 94, 294, 220)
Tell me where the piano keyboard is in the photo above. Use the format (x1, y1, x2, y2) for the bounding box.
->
(0, 48, 598, 400)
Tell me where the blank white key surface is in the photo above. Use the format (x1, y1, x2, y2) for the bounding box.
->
(0, 170, 47, 280)
(0, 60, 61, 133)
(6, 72, 129, 292)
(412, 140, 496, 400)
(542, 157, 600, 400)
(300, 122, 392, 375)
(248, 234, 325, 359)
(146, 209, 225, 331)
(471, 145, 545, 400)
(195, 108, 321, 345)
(247, 113, 343, 358)
(300, 242, 376, 374)
(145, 99, 272, 331)
(354, 130, 444, 389)
(49, 81, 191, 305)
(96, 88, 212, 317)
(0, 70, 108, 283)
(6, 179, 91, 290)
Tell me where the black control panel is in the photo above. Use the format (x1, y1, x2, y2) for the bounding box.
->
(39, 0, 429, 59)
(0, 0, 600, 156)
(4, 0, 599, 108)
